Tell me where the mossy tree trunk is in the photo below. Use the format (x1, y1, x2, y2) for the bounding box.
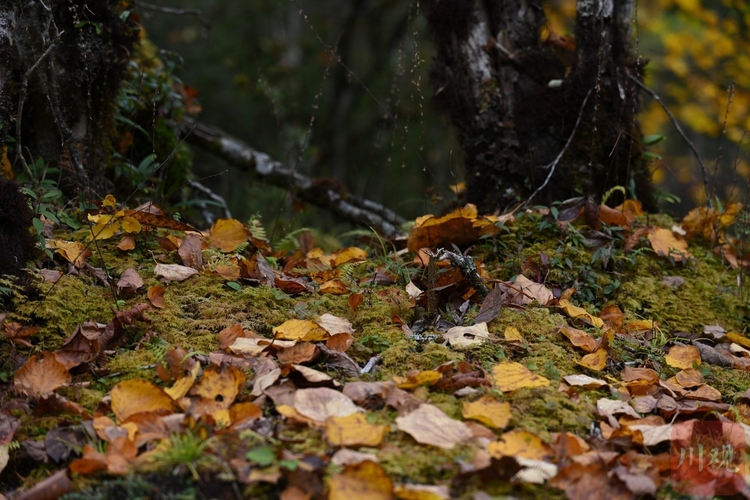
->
(0, 0, 136, 196)
(423, 0, 655, 212)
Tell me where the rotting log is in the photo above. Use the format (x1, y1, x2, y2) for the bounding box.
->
(180, 117, 408, 238)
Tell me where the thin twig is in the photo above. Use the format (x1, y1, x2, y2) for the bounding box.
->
(629, 75, 713, 209)
(15, 32, 64, 179)
(131, 0, 211, 35)
(524, 87, 593, 206)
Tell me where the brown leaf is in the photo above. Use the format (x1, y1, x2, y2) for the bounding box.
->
(147, 285, 166, 309)
(116, 234, 136, 251)
(178, 233, 203, 269)
(239, 252, 275, 286)
(474, 285, 506, 324)
(551, 463, 632, 500)
(15, 468, 72, 499)
(126, 209, 196, 232)
(275, 274, 314, 294)
(348, 293, 364, 312)
(3, 321, 39, 348)
(277, 342, 319, 364)
(599, 303, 623, 330)
(218, 324, 257, 350)
(320, 279, 349, 295)
(407, 204, 500, 252)
(116, 268, 144, 296)
(559, 325, 598, 353)
(14, 352, 72, 397)
(326, 333, 354, 353)
(316, 314, 354, 336)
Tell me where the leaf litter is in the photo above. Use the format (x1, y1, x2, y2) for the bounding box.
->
(0, 197, 749, 499)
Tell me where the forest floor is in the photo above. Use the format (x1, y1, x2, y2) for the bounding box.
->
(1, 198, 749, 500)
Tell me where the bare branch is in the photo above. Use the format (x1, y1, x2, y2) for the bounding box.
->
(629, 75, 713, 209)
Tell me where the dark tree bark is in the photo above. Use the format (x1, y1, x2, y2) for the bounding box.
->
(0, 0, 136, 196)
(423, 0, 655, 213)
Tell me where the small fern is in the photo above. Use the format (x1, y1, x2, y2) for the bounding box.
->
(247, 214, 267, 241)
(147, 337, 169, 367)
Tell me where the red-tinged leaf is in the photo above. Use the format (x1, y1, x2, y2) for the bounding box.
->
(116, 234, 136, 251)
(348, 293, 364, 312)
(14, 352, 72, 397)
(178, 233, 203, 270)
(147, 285, 166, 309)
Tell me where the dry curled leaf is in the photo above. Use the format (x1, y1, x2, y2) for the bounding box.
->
(154, 263, 199, 282)
(14, 352, 71, 397)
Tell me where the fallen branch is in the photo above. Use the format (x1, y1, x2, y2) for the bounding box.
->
(180, 118, 407, 238)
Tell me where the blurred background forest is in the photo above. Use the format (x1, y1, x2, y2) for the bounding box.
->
(134, 0, 750, 233)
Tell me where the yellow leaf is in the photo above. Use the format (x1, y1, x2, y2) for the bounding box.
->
(393, 370, 442, 390)
(577, 349, 607, 371)
(191, 364, 245, 408)
(664, 345, 701, 369)
(46, 239, 91, 267)
(102, 194, 117, 208)
(407, 204, 500, 252)
(491, 362, 550, 392)
(462, 395, 512, 429)
(328, 460, 393, 500)
(273, 319, 329, 341)
(487, 429, 552, 460)
(325, 413, 387, 447)
(557, 300, 604, 328)
(393, 484, 450, 500)
(88, 213, 118, 240)
(208, 218, 248, 252)
(504, 326, 523, 342)
(726, 332, 750, 349)
(331, 247, 368, 267)
(119, 216, 141, 234)
(647, 227, 690, 262)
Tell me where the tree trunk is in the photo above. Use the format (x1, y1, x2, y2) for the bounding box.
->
(0, 0, 136, 196)
(423, 0, 655, 213)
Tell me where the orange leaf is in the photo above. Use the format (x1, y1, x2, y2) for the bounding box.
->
(110, 379, 175, 422)
(559, 325, 598, 352)
(147, 285, 166, 309)
(190, 363, 245, 408)
(348, 293, 364, 312)
(320, 279, 349, 295)
(13, 352, 71, 397)
(331, 247, 368, 267)
(208, 218, 248, 252)
(558, 300, 604, 328)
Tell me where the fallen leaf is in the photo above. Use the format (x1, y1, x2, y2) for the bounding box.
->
(46, 239, 91, 267)
(320, 279, 349, 295)
(395, 403, 472, 449)
(147, 285, 166, 309)
(230, 337, 296, 356)
(407, 204, 499, 252)
(577, 349, 607, 371)
(491, 362, 550, 392)
(393, 370, 441, 390)
(487, 429, 552, 460)
(316, 314, 354, 336)
(559, 325, 598, 352)
(512, 274, 554, 306)
(209, 218, 248, 252)
(393, 484, 450, 500)
(474, 285, 506, 324)
(326, 333, 355, 352)
(504, 326, 523, 341)
(325, 413, 387, 447)
(443, 323, 490, 347)
(13, 352, 71, 397)
(110, 379, 176, 422)
(647, 227, 690, 262)
(348, 293, 364, 312)
(277, 342, 319, 364)
(558, 300, 604, 328)
(681, 203, 743, 240)
(154, 263, 199, 282)
(273, 319, 329, 342)
(2, 321, 39, 348)
(327, 460, 393, 500)
(190, 363, 245, 408)
(293, 387, 360, 424)
(116, 268, 143, 296)
(178, 233, 203, 269)
(331, 247, 368, 267)
(562, 374, 608, 389)
(665, 345, 701, 369)
(599, 303, 623, 330)
(462, 395, 512, 429)
(116, 234, 136, 251)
